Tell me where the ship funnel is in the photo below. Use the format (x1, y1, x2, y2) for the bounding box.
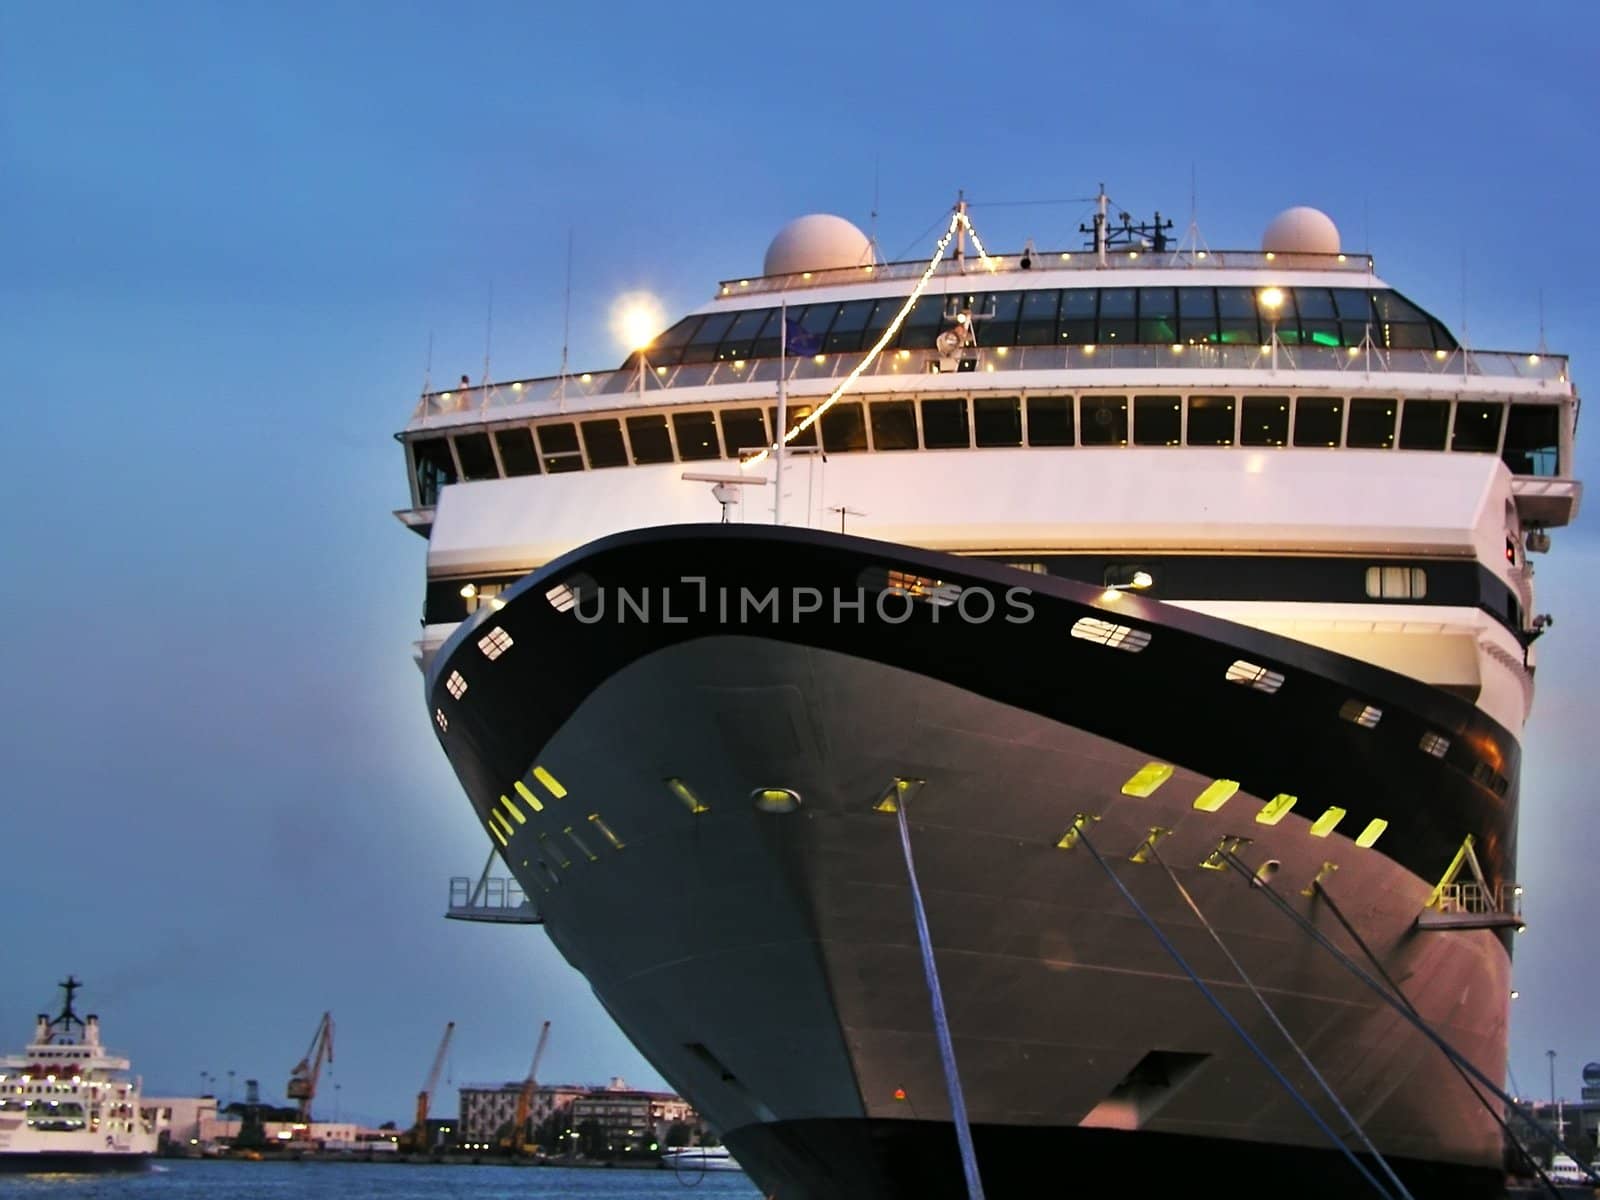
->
(35, 1015, 48, 1043)
(85, 1015, 101, 1046)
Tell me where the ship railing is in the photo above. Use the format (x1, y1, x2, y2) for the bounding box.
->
(409, 344, 1568, 424)
(1433, 880, 1522, 919)
(445, 875, 541, 925)
(716, 248, 1377, 296)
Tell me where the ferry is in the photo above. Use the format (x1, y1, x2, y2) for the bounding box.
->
(0, 978, 160, 1171)
(400, 191, 1580, 1199)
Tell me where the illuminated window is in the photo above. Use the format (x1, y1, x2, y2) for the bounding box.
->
(1240, 396, 1289, 446)
(1256, 794, 1296, 825)
(1070, 617, 1151, 652)
(1309, 807, 1347, 838)
(665, 777, 709, 815)
(1419, 732, 1450, 758)
(446, 671, 467, 700)
(1338, 699, 1382, 729)
(477, 627, 514, 659)
(1193, 780, 1239, 812)
(1225, 660, 1284, 694)
(1364, 566, 1427, 599)
(1355, 819, 1388, 848)
(434, 709, 448, 732)
(1346, 398, 1397, 449)
(588, 814, 625, 850)
(532, 766, 567, 799)
(1121, 763, 1174, 798)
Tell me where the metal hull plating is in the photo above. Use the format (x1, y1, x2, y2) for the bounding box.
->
(427, 526, 1518, 1200)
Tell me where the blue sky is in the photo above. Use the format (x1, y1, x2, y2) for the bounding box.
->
(1, 0, 1596, 1125)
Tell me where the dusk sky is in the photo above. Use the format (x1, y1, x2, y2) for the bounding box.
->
(2, 1, 1596, 1125)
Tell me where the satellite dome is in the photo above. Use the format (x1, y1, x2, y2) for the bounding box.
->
(763, 214, 874, 277)
(1262, 206, 1341, 255)
(1584, 1062, 1600, 1086)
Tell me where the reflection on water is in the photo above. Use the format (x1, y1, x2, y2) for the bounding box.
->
(0, 1160, 762, 1199)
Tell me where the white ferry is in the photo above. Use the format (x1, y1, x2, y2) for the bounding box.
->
(0, 978, 159, 1171)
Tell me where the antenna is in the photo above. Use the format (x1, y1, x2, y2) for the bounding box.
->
(560, 229, 574, 382)
(868, 156, 882, 264)
(1538, 287, 1548, 355)
(1168, 163, 1210, 264)
(422, 330, 434, 396)
(481, 281, 495, 389)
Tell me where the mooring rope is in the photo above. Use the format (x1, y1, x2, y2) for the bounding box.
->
(1072, 824, 1400, 1200)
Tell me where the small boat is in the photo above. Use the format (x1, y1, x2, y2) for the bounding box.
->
(0, 977, 159, 1172)
(661, 1144, 745, 1172)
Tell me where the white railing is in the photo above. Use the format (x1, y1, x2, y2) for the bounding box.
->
(409, 344, 1569, 426)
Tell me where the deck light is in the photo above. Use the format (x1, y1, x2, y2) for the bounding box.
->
(1258, 287, 1284, 311)
(1082, 344, 1096, 355)
(460, 583, 478, 599)
(612, 292, 664, 352)
(751, 787, 802, 814)
(813, 354, 825, 364)
(1528, 354, 1540, 365)
(1511, 990, 1520, 999)
(580, 372, 592, 382)
(1265, 251, 1276, 261)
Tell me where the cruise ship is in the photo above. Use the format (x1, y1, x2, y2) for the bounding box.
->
(0, 978, 160, 1170)
(398, 192, 1581, 1199)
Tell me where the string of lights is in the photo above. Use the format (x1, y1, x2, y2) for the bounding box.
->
(747, 208, 994, 467)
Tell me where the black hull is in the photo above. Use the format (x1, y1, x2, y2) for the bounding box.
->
(0, 1152, 152, 1173)
(726, 1118, 1507, 1200)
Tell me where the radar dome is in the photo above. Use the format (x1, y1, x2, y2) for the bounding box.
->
(1262, 206, 1341, 255)
(763, 214, 874, 277)
(1584, 1062, 1600, 1086)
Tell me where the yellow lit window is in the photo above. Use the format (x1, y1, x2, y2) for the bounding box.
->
(1256, 794, 1296, 825)
(532, 766, 567, 799)
(1193, 780, 1239, 813)
(513, 780, 544, 812)
(1355, 818, 1388, 848)
(1121, 763, 1174, 798)
(1309, 807, 1347, 838)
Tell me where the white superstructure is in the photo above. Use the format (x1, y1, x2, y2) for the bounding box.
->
(0, 978, 160, 1166)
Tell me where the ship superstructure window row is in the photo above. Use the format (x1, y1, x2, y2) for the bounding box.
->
(405, 394, 1564, 504)
(633, 286, 1456, 366)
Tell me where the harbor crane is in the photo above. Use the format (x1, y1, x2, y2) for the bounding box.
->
(285, 1011, 334, 1123)
(501, 1020, 552, 1155)
(400, 1020, 455, 1153)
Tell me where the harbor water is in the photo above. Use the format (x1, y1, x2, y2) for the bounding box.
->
(0, 1161, 763, 1199)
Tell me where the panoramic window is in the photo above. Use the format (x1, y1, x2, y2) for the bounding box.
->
(1502, 404, 1561, 476)
(921, 397, 970, 448)
(1399, 399, 1450, 450)
(411, 437, 457, 505)
(580, 419, 627, 468)
(1186, 395, 1235, 446)
(720, 407, 768, 458)
(454, 432, 498, 481)
(1346, 398, 1397, 449)
(974, 396, 1022, 447)
(717, 307, 772, 361)
(976, 291, 1023, 346)
(1293, 397, 1343, 447)
(1374, 292, 1437, 351)
(493, 426, 540, 476)
(1177, 288, 1218, 344)
(1137, 288, 1178, 344)
(645, 315, 703, 366)
(670, 411, 720, 460)
(1097, 288, 1136, 343)
(1295, 287, 1341, 347)
(1080, 395, 1129, 445)
(1133, 396, 1181, 446)
(768, 404, 817, 447)
(870, 400, 918, 451)
(1017, 289, 1061, 345)
(820, 402, 867, 452)
(537, 422, 585, 473)
(825, 299, 875, 353)
(1026, 395, 1074, 446)
(681, 311, 735, 364)
(1332, 289, 1376, 346)
(626, 414, 674, 464)
(896, 295, 946, 350)
(1057, 289, 1096, 344)
(1215, 287, 1260, 345)
(1452, 402, 1504, 453)
(1241, 396, 1289, 446)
